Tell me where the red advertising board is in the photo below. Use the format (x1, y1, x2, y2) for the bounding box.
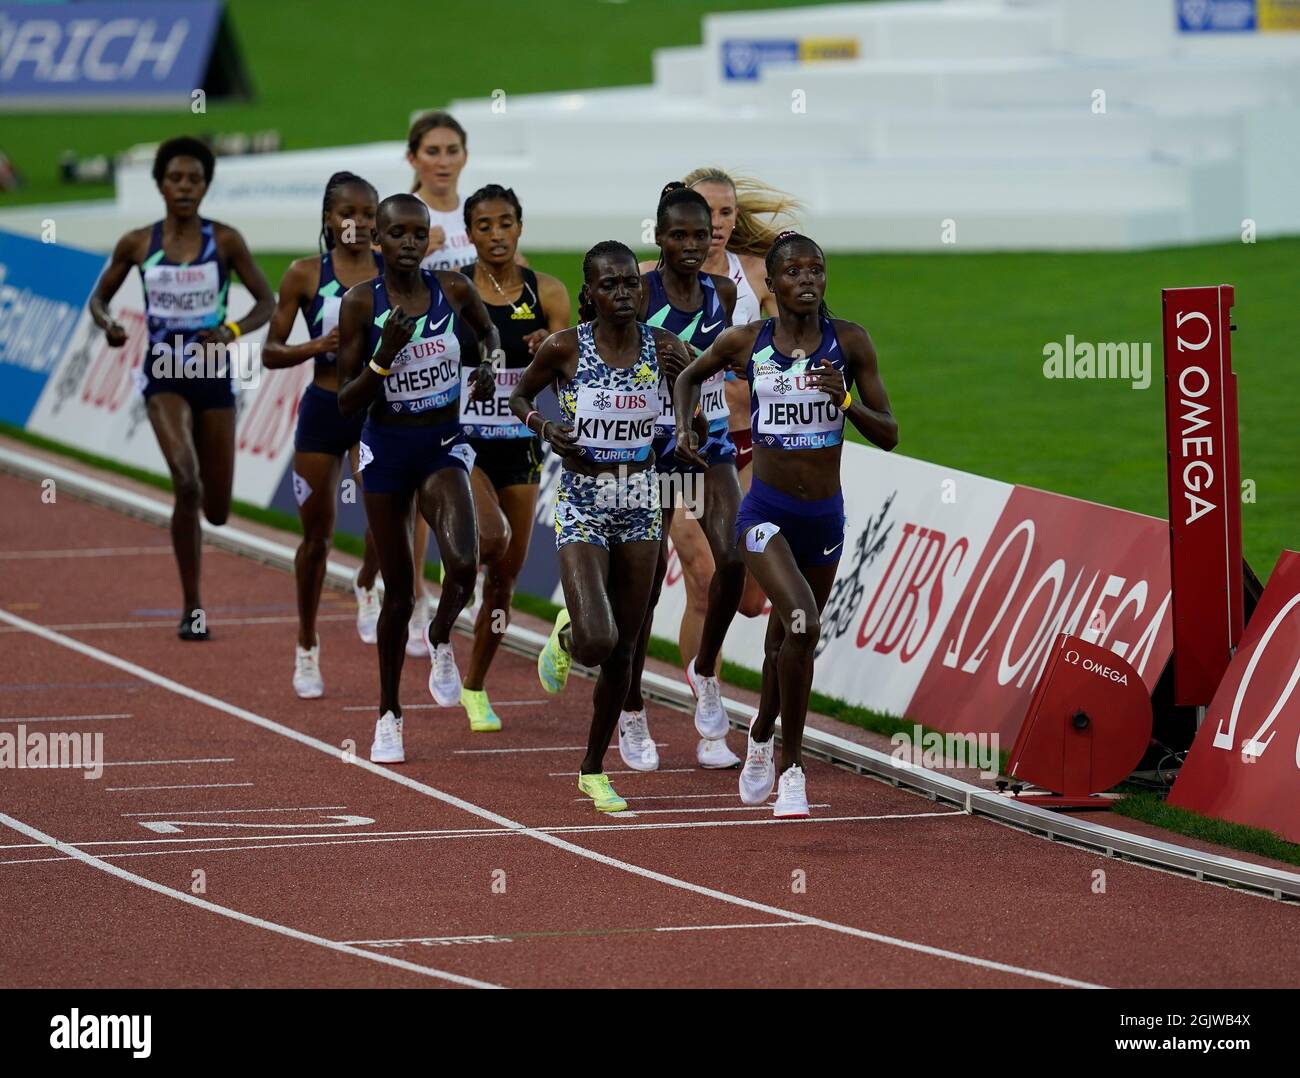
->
(907, 485, 1173, 742)
(1169, 551, 1300, 842)
(1161, 285, 1244, 707)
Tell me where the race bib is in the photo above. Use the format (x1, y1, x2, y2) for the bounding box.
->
(655, 376, 676, 436)
(382, 320, 461, 413)
(574, 385, 656, 462)
(459, 367, 530, 437)
(700, 369, 730, 425)
(143, 262, 221, 329)
(753, 360, 844, 450)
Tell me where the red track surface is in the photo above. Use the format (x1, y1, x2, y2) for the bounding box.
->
(2, 468, 1298, 989)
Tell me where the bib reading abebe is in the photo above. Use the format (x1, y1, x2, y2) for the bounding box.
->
(459, 366, 531, 438)
(748, 317, 846, 451)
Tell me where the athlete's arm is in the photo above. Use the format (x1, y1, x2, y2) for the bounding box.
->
(262, 259, 330, 369)
(441, 270, 502, 402)
(337, 286, 414, 416)
(202, 224, 274, 343)
(510, 330, 580, 459)
(89, 230, 143, 346)
(673, 325, 747, 467)
(808, 321, 898, 452)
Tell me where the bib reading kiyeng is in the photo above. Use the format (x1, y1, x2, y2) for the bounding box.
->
(574, 385, 656, 464)
(459, 366, 531, 438)
(143, 262, 221, 331)
(753, 360, 845, 450)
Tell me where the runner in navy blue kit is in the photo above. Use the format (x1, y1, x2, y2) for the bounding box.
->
(674, 231, 898, 817)
(509, 241, 691, 813)
(620, 183, 747, 774)
(90, 136, 274, 640)
(337, 193, 501, 764)
(458, 185, 571, 732)
(263, 171, 383, 698)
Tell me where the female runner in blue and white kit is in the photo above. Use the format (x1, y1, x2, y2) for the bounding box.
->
(337, 194, 501, 764)
(263, 171, 383, 698)
(458, 184, 571, 732)
(509, 241, 691, 813)
(674, 232, 898, 818)
(620, 183, 745, 774)
(90, 136, 274, 640)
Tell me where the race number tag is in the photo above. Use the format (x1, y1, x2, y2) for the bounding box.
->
(143, 262, 221, 329)
(574, 385, 655, 462)
(745, 522, 781, 553)
(459, 367, 529, 437)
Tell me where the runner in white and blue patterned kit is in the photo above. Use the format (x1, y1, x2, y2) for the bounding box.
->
(675, 231, 899, 819)
(509, 241, 693, 814)
(336, 193, 502, 767)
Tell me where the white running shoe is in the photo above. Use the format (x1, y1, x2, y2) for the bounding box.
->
(739, 717, 776, 804)
(688, 658, 728, 740)
(370, 711, 405, 764)
(427, 632, 462, 706)
(292, 640, 324, 699)
(406, 593, 430, 658)
(773, 764, 810, 818)
(618, 709, 659, 771)
(353, 574, 381, 645)
(697, 737, 741, 769)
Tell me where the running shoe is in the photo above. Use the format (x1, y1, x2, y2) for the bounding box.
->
(406, 592, 431, 658)
(537, 608, 572, 694)
(696, 737, 741, 769)
(739, 717, 776, 804)
(292, 639, 324, 699)
(177, 607, 208, 641)
(353, 573, 381, 645)
(461, 687, 502, 733)
(370, 711, 405, 764)
(773, 763, 810, 819)
(427, 631, 462, 706)
(618, 709, 659, 771)
(687, 658, 728, 740)
(577, 772, 628, 813)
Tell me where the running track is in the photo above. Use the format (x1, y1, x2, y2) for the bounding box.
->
(1, 468, 1298, 989)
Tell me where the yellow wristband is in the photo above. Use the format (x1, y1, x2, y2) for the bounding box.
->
(369, 358, 391, 377)
(223, 320, 242, 339)
(841, 389, 853, 410)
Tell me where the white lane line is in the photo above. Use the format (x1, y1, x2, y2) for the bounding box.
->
(655, 922, 813, 933)
(106, 782, 254, 792)
(574, 793, 734, 802)
(103, 758, 235, 767)
(342, 700, 547, 712)
(549, 768, 695, 777)
(0, 607, 1106, 990)
(612, 804, 832, 815)
(454, 743, 666, 755)
(123, 805, 347, 818)
(0, 546, 172, 560)
(0, 713, 131, 724)
(0, 810, 499, 989)
(342, 922, 814, 946)
(0, 614, 353, 635)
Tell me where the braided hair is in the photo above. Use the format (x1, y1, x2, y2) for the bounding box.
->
(577, 240, 638, 323)
(765, 230, 832, 320)
(319, 171, 378, 253)
(464, 184, 523, 231)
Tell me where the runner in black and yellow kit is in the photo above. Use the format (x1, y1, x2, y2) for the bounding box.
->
(458, 185, 571, 731)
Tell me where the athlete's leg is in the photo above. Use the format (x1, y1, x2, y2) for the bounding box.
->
(292, 451, 342, 649)
(146, 394, 204, 610)
(735, 462, 768, 617)
(692, 461, 746, 677)
(411, 513, 431, 599)
(417, 465, 478, 647)
(364, 490, 416, 717)
(669, 512, 713, 668)
(349, 443, 382, 590)
(579, 539, 661, 775)
(466, 475, 537, 690)
(192, 405, 235, 526)
(622, 504, 677, 713)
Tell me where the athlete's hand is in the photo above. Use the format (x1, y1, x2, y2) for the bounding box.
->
(675, 426, 707, 470)
(194, 323, 235, 346)
(656, 337, 692, 383)
(523, 328, 549, 355)
(378, 305, 417, 360)
(471, 359, 497, 402)
(541, 420, 580, 459)
(428, 225, 447, 251)
(808, 358, 847, 404)
(104, 321, 128, 348)
(315, 328, 340, 356)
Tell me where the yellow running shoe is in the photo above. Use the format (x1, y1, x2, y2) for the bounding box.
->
(577, 772, 628, 813)
(538, 608, 572, 694)
(461, 688, 501, 733)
